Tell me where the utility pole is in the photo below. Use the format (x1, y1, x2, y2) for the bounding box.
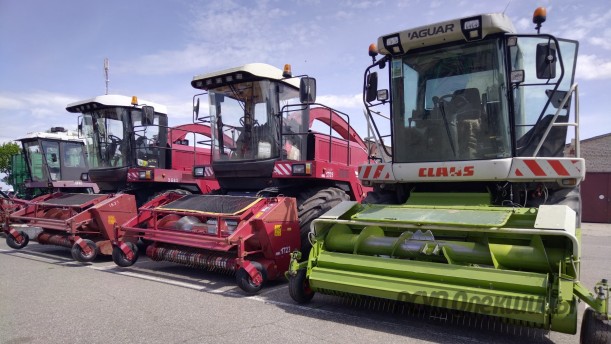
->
(104, 58, 110, 95)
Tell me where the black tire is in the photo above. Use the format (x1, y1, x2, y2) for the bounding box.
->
(297, 187, 350, 259)
(112, 242, 139, 267)
(580, 307, 611, 344)
(288, 268, 314, 304)
(235, 261, 267, 295)
(6, 230, 29, 249)
(71, 239, 98, 262)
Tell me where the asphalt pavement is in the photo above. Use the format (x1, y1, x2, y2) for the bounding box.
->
(1, 223, 609, 344)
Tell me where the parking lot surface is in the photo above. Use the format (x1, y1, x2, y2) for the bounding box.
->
(1, 223, 609, 344)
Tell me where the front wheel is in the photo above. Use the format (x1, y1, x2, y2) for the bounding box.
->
(112, 242, 139, 267)
(580, 307, 611, 344)
(6, 230, 29, 249)
(235, 262, 267, 295)
(297, 187, 350, 259)
(71, 239, 98, 262)
(288, 268, 314, 304)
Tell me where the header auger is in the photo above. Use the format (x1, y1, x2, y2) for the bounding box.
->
(287, 8, 610, 343)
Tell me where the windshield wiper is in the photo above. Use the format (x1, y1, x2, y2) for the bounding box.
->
(438, 101, 457, 157)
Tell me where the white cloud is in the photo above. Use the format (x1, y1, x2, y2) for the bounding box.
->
(555, 8, 611, 41)
(317, 93, 363, 110)
(576, 54, 611, 80)
(515, 18, 530, 32)
(588, 28, 611, 50)
(342, 0, 382, 10)
(116, 1, 321, 76)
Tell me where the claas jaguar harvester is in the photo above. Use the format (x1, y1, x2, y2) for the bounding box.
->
(5, 95, 218, 262)
(113, 63, 370, 294)
(287, 8, 610, 343)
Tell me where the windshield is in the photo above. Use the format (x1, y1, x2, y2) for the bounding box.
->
(22, 140, 47, 182)
(209, 80, 299, 161)
(82, 107, 167, 168)
(391, 38, 511, 163)
(22, 139, 89, 182)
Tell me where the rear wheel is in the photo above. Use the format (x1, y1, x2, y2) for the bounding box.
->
(235, 261, 267, 295)
(71, 239, 98, 262)
(112, 242, 139, 267)
(288, 268, 314, 304)
(580, 307, 611, 344)
(297, 187, 350, 259)
(6, 230, 29, 249)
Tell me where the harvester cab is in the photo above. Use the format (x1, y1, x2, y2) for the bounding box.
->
(66, 95, 218, 204)
(14, 127, 99, 198)
(110, 64, 370, 294)
(191, 63, 367, 196)
(288, 8, 610, 342)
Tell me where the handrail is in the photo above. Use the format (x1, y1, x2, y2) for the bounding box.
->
(280, 103, 365, 166)
(533, 83, 580, 157)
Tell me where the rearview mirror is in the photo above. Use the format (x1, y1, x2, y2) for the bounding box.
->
(365, 72, 378, 102)
(300, 77, 316, 103)
(536, 43, 557, 79)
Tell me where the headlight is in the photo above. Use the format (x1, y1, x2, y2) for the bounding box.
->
(292, 163, 311, 175)
(80, 173, 89, 181)
(193, 167, 205, 177)
(138, 170, 152, 180)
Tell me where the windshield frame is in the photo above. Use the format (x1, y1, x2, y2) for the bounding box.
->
(81, 107, 168, 168)
(208, 79, 300, 162)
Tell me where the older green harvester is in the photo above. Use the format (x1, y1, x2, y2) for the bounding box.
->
(287, 8, 610, 342)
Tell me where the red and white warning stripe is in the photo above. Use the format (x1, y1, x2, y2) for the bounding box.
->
(127, 171, 139, 180)
(273, 163, 292, 176)
(204, 166, 214, 177)
(509, 158, 584, 179)
(358, 163, 394, 181)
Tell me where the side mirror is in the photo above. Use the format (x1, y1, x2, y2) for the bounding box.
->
(300, 77, 317, 103)
(365, 72, 378, 102)
(193, 98, 200, 118)
(51, 153, 58, 163)
(536, 43, 557, 79)
(142, 106, 155, 126)
(77, 116, 83, 137)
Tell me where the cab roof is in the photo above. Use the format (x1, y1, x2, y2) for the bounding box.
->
(377, 13, 516, 55)
(191, 63, 301, 90)
(65, 94, 168, 115)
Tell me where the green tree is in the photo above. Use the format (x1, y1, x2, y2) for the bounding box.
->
(0, 141, 21, 185)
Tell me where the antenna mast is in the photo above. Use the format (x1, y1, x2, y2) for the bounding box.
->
(104, 58, 110, 95)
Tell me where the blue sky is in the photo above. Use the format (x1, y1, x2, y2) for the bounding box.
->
(1, 0, 610, 189)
